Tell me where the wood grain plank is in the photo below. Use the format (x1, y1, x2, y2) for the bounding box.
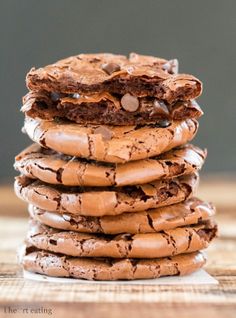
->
(0, 302, 236, 318)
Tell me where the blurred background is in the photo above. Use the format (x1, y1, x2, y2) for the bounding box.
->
(0, 0, 236, 183)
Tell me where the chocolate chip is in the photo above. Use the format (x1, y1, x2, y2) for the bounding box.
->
(49, 239, 57, 245)
(162, 59, 179, 74)
(121, 93, 139, 112)
(152, 100, 169, 115)
(102, 63, 121, 75)
(51, 92, 61, 102)
(72, 93, 80, 99)
(158, 120, 171, 128)
(63, 214, 71, 222)
(90, 57, 101, 63)
(94, 126, 113, 140)
(148, 120, 171, 128)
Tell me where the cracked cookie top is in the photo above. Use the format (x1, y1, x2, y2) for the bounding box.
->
(28, 197, 215, 235)
(23, 117, 198, 163)
(14, 173, 199, 216)
(25, 219, 217, 258)
(15, 143, 206, 187)
(26, 53, 202, 102)
(21, 248, 206, 280)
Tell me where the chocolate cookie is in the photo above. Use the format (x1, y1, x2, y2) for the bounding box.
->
(23, 117, 198, 163)
(22, 90, 203, 126)
(26, 219, 217, 258)
(28, 198, 216, 234)
(15, 144, 206, 187)
(21, 248, 206, 280)
(15, 173, 198, 216)
(26, 53, 202, 102)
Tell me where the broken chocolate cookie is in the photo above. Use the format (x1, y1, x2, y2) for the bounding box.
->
(22, 90, 203, 126)
(26, 53, 202, 102)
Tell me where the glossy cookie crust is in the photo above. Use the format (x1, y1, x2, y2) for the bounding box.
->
(15, 143, 206, 187)
(21, 249, 206, 280)
(26, 219, 217, 258)
(14, 173, 199, 216)
(23, 117, 198, 163)
(28, 197, 216, 234)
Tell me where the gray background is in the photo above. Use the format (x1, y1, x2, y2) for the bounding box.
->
(0, 0, 235, 183)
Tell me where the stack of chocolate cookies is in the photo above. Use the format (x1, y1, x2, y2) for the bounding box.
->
(15, 53, 217, 280)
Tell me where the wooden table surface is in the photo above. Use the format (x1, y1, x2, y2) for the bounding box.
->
(0, 175, 236, 318)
